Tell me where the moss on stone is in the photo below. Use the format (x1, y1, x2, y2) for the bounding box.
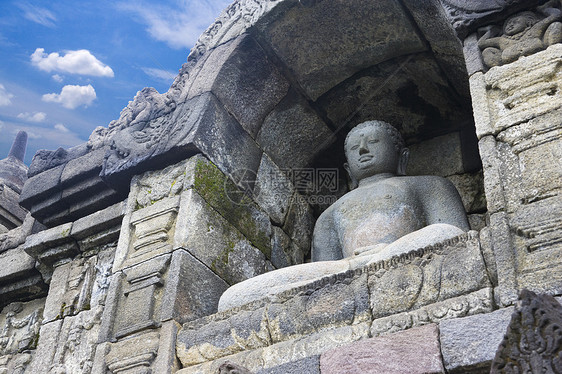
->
(192, 159, 272, 258)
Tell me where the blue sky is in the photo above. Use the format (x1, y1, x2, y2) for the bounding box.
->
(0, 0, 232, 164)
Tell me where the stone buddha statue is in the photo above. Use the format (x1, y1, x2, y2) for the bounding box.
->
(218, 120, 469, 311)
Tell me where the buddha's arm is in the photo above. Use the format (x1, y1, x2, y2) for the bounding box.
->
(311, 207, 343, 262)
(419, 177, 470, 231)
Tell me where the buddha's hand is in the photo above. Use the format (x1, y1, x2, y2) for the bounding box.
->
(354, 243, 389, 257)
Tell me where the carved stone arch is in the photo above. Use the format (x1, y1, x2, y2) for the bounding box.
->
(97, 0, 482, 233)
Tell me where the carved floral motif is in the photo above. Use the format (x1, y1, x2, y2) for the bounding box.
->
(491, 290, 562, 374)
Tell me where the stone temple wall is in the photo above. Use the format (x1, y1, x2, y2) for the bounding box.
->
(0, 0, 561, 373)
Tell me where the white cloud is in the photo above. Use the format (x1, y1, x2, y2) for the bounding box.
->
(31, 48, 114, 77)
(17, 2, 57, 27)
(117, 0, 232, 49)
(52, 74, 64, 83)
(0, 84, 14, 106)
(142, 67, 176, 83)
(17, 112, 47, 122)
(42, 84, 97, 109)
(54, 123, 70, 133)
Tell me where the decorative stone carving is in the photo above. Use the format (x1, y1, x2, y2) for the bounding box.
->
(440, 0, 547, 38)
(0, 299, 43, 356)
(113, 255, 170, 339)
(105, 331, 160, 374)
(477, 1, 562, 69)
(490, 290, 562, 373)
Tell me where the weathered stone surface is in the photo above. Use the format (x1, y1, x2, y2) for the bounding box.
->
(27, 143, 88, 178)
(0, 185, 28, 230)
(70, 202, 124, 242)
(0, 246, 35, 284)
(188, 34, 289, 138)
(491, 290, 562, 373)
(489, 212, 518, 307)
(407, 132, 464, 177)
(161, 249, 229, 324)
(321, 324, 445, 374)
(371, 288, 494, 336)
(270, 226, 291, 269)
(42, 247, 114, 323)
(447, 171, 487, 214)
(256, 91, 333, 170)
(0, 213, 34, 254)
(483, 44, 562, 134)
(27, 319, 62, 373)
(153, 320, 182, 374)
(315, 54, 472, 142)
(105, 330, 160, 374)
(188, 156, 272, 257)
(175, 189, 269, 285)
(177, 323, 369, 374)
(19, 164, 65, 206)
(440, 0, 547, 38)
(0, 298, 43, 356)
(440, 306, 514, 373)
(255, 0, 426, 100)
(266, 269, 370, 343)
(23, 222, 79, 271)
(177, 307, 271, 368)
(281, 193, 314, 257)
(48, 306, 105, 374)
(367, 232, 489, 319)
(101, 92, 263, 195)
(477, 3, 562, 69)
(253, 154, 294, 226)
(113, 254, 170, 339)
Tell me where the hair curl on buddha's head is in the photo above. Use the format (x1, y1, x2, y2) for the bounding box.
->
(344, 120, 405, 153)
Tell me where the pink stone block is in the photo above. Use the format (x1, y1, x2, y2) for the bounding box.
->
(320, 324, 445, 374)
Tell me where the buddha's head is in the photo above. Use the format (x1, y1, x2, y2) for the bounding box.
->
(344, 120, 409, 187)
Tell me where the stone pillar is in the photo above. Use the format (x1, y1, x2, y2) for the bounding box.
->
(461, 0, 562, 306)
(95, 155, 287, 374)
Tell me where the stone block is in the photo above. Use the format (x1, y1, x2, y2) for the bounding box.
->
(175, 189, 269, 285)
(177, 323, 370, 374)
(483, 45, 562, 134)
(189, 34, 289, 138)
(407, 132, 464, 176)
(0, 298, 44, 356)
(27, 319, 62, 373)
(270, 226, 291, 269)
(42, 248, 114, 323)
(176, 307, 270, 367)
(187, 156, 272, 257)
(368, 232, 490, 319)
(60, 147, 106, 186)
(0, 246, 35, 283)
(321, 324, 445, 374)
(282, 193, 314, 256)
(22, 222, 79, 269)
(440, 306, 514, 373)
(255, 0, 426, 100)
(256, 90, 333, 171)
(463, 33, 484, 77)
(478, 136, 506, 214)
(113, 254, 170, 339)
(70, 201, 125, 241)
(160, 249, 229, 324)
(253, 154, 293, 226)
(105, 330, 160, 374)
(489, 212, 518, 307)
(371, 288, 494, 337)
(153, 320, 181, 374)
(266, 269, 370, 343)
(446, 171, 487, 214)
(19, 163, 64, 208)
(48, 306, 105, 373)
(101, 92, 263, 196)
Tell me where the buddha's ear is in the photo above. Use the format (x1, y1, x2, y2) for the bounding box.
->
(343, 162, 358, 190)
(397, 148, 409, 176)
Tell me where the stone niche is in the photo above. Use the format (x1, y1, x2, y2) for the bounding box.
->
(3, 0, 562, 373)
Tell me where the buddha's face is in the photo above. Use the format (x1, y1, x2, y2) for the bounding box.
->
(345, 125, 400, 182)
(504, 15, 527, 35)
